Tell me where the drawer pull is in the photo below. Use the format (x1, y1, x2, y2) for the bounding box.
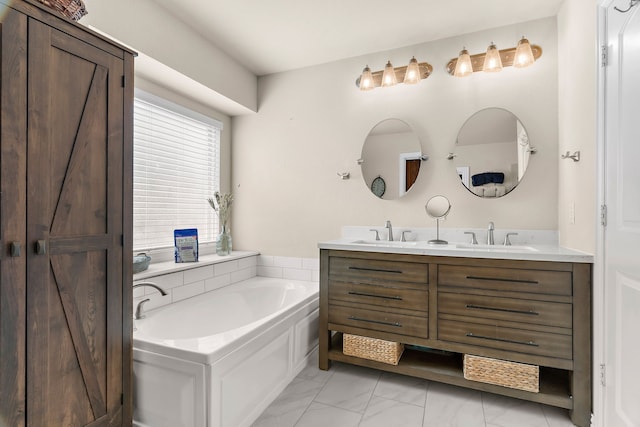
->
(466, 275, 539, 285)
(465, 332, 539, 347)
(465, 304, 539, 316)
(348, 316, 402, 328)
(349, 266, 403, 274)
(348, 291, 402, 301)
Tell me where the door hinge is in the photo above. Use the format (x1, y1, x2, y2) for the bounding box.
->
(601, 204, 608, 226)
(600, 363, 606, 386)
(121, 75, 126, 87)
(601, 44, 608, 67)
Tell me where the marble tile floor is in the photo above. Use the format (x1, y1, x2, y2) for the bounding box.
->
(252, 360, 576, 427)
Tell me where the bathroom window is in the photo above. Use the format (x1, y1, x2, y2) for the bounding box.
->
(133, 91, 222, 251)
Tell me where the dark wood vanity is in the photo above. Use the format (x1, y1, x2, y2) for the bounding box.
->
(319, 249, 592, 427)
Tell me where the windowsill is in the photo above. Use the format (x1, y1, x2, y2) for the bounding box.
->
(133, 250, 260, 280)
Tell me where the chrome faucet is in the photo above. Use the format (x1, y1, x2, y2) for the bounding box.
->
(487, 221, 495, 245)
(385, 220, 394, 241)
(133, 282, 167, 320)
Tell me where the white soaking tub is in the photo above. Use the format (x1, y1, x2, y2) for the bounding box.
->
(132, 276, 319, 427)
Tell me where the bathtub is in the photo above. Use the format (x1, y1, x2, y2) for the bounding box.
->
(132, 276, 319, 427)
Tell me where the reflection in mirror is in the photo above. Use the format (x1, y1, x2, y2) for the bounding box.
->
(361, 119, 423, 200)
(425, 195, 451, 244)
(453, 108, 531, 198)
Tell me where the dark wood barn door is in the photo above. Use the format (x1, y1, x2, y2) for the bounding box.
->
(26, 20, 125, 427)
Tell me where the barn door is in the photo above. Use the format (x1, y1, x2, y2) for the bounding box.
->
(0, 8, 28, 427)
(26, 19, 125, 426)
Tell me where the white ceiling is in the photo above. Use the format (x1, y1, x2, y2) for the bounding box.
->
(149, 0, 565, 76)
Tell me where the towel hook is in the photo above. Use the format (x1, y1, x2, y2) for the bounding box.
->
(615, 0, 639, 12)
(561, 151, 580, 162)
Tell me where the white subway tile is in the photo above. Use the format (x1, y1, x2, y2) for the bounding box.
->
(311, 270, 320, 283)
(135, 271, 183, 290)
(274, 256, 302, 269)
(183, 265, 214, 284)
(172, 281, 205, 302)
(231, 266, 256, 283)
(283, 268, 312, 281)
(238, 256, 258, 269)
(258, 266, 283, 278)
(205, 274, 231, 292)
(258, 255, 274, 266)
(302, 258, 320, 271)
(214, 260, 239, 276)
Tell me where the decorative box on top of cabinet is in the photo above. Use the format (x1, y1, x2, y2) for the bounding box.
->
(0, 1, 135, 426)
(319, 249, 592, 427)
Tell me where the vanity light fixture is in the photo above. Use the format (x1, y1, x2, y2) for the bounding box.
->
(381, 61, 398, 87)
(446, 37, 542, 77)
(356, 57, 433, 90)
(482, 42, 503, 72)
(453, 48, 473, 77)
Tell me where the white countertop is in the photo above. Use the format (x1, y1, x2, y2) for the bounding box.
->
(318, 238, 594, 263)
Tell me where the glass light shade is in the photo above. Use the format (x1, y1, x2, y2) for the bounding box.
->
(381, 61, 397, 87)
(482, 42, 503, 72)
(454, 48, 473, 77)
(514, 37, 535, 68)
(359, 65, 374, 91)
(403, 57, 421, 84)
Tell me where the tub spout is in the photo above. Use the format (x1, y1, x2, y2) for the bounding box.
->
(133, 282, 167, 319)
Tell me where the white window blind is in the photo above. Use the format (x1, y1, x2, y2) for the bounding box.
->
(133, 92, 222, 251)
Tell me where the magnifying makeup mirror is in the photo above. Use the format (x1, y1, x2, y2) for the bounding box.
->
(425, 195, 451, 244)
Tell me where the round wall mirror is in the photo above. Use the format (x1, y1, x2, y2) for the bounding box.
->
(452, 108, 532, 198)
(425, 195, 451, 244)
(361, 119, 423, 200)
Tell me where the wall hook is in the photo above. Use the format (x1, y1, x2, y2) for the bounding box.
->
(356, 158, 364, 165)
(337, 172, 350, 180)
(446, 153, 456, 160)
(527, 146, 538, 154)
(615, 0, 639, 13)
(561, 151, 580, 162)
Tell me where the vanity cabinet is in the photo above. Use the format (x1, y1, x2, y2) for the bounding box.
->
(319, 249, 592, 427)
(0, 2, 135, 426)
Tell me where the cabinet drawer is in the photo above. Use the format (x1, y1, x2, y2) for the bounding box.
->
(439, 265, 572, 296)
(329, 305, 428, 338)
(439, 319, 572, 359)
(329, 281, 428, 312)
(329, 257, 428, 284)
(438, 292, 572, 329)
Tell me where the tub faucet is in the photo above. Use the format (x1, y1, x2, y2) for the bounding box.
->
(385, 220, 394, 241)
(487, 221, 495, 245)
(133, 282, 167, 320)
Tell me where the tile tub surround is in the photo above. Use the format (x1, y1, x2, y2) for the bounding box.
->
(133, 252, 320, 313)
(252, 359, 575, 427)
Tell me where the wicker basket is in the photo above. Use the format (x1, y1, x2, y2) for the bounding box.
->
(36, 0, 88, 21)
(343, 334, 404, 365)
(463, 354, 539, 393)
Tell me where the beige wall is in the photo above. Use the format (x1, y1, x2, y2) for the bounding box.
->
(232, 18, 560, 258)
(557, 0, 598, 253)
(82, 0, 257, 113)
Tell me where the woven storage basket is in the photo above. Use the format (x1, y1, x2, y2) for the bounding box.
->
(343, 334, 404, 365)
(463, 354, 539, 393)
(36, 0, 88, 21)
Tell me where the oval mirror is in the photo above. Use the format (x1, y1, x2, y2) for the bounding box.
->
(452, 108, 531, 198)
(361, 119, 423, 199)
(425, 195, 451, 244)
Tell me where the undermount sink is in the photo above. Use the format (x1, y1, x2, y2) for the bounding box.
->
(350, 240, 419, 247)
(455, 243, 539, 252)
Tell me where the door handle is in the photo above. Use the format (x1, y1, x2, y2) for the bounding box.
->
(35, 240, 47, 255)
(10, 242, 21, 257)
